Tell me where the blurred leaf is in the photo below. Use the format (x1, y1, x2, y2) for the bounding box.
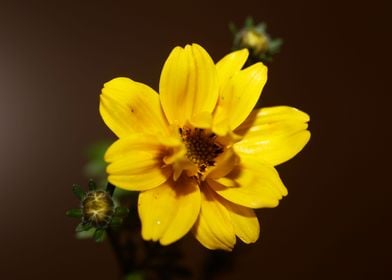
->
(84, 161, 106, 177)
(84, 140, 111, 188)
(86, 140, 112, 160)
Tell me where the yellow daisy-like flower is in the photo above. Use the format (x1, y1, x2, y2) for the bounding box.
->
(100, 44, 310, 250)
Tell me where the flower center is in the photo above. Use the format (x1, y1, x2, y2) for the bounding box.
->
(179, 127, 224, 173)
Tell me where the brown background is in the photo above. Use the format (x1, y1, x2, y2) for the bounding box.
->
(1, 0, 391, 279)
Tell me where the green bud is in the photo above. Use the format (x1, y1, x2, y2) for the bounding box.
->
(81, 190, 114, 229)
(231, 17, 283, 63)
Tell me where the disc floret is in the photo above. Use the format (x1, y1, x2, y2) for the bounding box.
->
(179, 127, 224, 173)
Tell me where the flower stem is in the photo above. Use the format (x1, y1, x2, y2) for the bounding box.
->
(106, 182, 116, 196)
(105, 182, 133, 276)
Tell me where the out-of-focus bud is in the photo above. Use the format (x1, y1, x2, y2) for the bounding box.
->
(230, 17, 283, 63)
(66, 179, 129, 242)
(82, 190, 114, 228)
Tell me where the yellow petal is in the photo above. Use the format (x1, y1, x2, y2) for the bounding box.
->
(207, 158, 287, 208)
(234, 106, 311, 166)
(159, 44, 219, 127)
(100, 77, 168, 138)
(213, 62, 267, 134)
(138, 177, 200, 245)
(220, 198, 260, 244)
(192, 184, 236, 251)
(105, 134, 171, 191)
(216, 49, 249, 89)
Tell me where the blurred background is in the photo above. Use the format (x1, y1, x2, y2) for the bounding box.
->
(1, 0, 390, 279)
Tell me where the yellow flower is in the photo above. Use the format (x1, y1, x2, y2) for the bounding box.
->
(100, 44, 310, 250)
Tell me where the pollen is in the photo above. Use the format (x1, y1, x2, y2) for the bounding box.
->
(179, 127, 224, 173)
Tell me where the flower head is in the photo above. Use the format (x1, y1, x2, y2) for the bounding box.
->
(100, 44, 310, 250)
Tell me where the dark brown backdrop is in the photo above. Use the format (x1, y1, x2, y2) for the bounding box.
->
(1, 0, 390, 279)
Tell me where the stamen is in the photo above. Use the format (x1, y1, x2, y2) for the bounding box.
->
(179, 127, 224, 173)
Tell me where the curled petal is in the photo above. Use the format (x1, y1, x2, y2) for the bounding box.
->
(138, 177, 200, 245)
(159, 44, 219, 127)
(100, 77, 168, 137)
(234, 106, 311, 166)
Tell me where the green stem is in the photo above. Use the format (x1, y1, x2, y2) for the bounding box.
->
(105, 182, 130, 277)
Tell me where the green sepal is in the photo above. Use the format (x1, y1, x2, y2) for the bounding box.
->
(268, 38, 283, 54)
(72, 184, 85, 200)
(244, 16, 254, 28)
(93, 229, 105, 242)
(66, 208, 82, 218)
(88, 179, 97, 191)
(75, 223, 92, 232)
(114, 206, 129, 217)
(75, 227, 95, 239)
(254, 22, 267, 33)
